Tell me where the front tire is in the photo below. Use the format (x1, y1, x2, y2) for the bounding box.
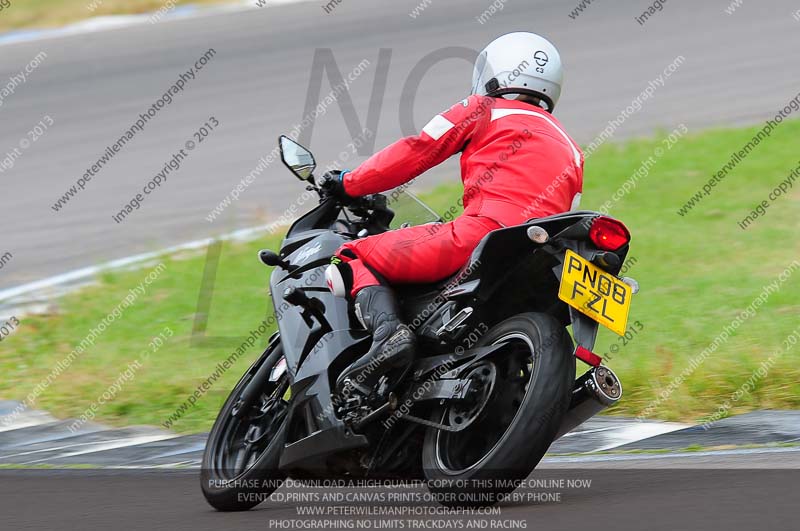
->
(422, 313, 575, 507)
(200, 341, 290, 511)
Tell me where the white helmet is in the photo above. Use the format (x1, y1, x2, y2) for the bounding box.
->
(471, 32, 564, 112)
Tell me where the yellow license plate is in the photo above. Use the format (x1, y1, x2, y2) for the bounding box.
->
(558, 249, 632, 336)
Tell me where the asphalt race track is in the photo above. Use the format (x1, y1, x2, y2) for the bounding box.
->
(2, 400, 799, 529)
(1, 0, 800, 289)
(3, 457, 799, 531)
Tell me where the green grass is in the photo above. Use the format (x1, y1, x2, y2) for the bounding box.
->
(1, 121, 799, 432)
(0, 0, 229, 33)
(0, 239, 285, 434)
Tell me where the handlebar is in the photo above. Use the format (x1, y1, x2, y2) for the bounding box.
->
(352, 194, 387, 212)
(316, 181, 385, 213)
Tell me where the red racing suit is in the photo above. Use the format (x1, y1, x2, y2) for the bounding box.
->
(337, 94, 584, 296)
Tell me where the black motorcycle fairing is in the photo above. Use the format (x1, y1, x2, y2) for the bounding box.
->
(279, 421, 368, 473)
(270, 231, 355, 370)
(280, 330, 369, 428)
(279, 231, 351, 278)
(273, 281, 374, 472)
(278, 329, 372, 472)
(271, 225, 380, 473)
(279, 229, 331, 265)
(285, 197, 340, 242)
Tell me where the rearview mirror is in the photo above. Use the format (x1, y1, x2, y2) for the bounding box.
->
(279, 135, 316, 182)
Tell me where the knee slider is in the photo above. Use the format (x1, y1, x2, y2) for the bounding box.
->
(325, 261, 353, 298)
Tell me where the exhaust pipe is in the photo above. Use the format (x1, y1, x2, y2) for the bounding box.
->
(554, 365, 622, 440)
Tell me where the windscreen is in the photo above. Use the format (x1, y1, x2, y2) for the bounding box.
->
(387, 190, 442, 229)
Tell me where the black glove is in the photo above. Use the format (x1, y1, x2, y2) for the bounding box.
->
(318, 170, 353, 203)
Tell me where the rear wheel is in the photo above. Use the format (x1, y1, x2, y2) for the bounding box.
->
(422, 313, 574, 507)
(200, 342, 290, 511)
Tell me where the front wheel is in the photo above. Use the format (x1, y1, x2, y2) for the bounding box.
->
(422, 313, 575, 507)
(200, 340, 290, 511)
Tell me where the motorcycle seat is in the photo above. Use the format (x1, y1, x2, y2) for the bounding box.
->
(525, 209, 598, 224)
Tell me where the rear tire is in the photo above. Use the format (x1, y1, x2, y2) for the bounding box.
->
(422, 313, 574, 507)
(200, 342, 289, 511)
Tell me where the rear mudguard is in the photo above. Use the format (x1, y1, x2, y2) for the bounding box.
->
(568, 307, 599, 352)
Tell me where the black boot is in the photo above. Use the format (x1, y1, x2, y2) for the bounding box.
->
(337, 286, 416, 396)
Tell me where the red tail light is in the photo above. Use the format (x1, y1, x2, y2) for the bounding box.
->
(589, 217, 630, 251)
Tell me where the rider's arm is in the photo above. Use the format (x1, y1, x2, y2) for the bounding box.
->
(342, 96, 489, 197)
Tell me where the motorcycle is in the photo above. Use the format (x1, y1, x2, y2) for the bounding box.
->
(201, 135, 637, 510)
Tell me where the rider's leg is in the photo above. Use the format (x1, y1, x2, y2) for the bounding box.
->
(341, 215, 500, 286)
(326, 258, 414, 394)
(325, 216, 501, 393)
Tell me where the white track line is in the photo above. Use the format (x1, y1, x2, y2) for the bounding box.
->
(0, 221, 286, 307)
(591, 422, 692, 452)
(2, 434, 177, 463)
(554, 419, 691, 453)
(0, 410, 58, 433)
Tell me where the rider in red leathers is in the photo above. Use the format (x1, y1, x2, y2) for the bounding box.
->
(322, 32, 584, 394)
